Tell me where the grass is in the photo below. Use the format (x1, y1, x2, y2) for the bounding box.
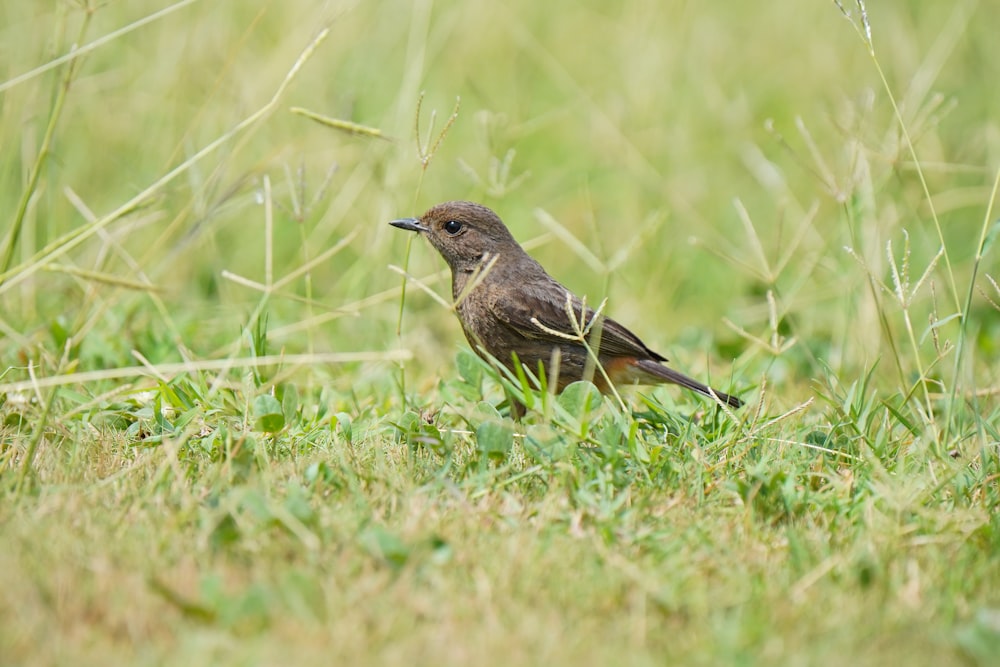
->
(2, 0, 999, 664)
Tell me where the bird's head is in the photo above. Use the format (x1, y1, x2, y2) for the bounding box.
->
(390, 201, 522, 272)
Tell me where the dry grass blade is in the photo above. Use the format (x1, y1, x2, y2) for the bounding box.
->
(0, 351, 412, 394)
(0, 27, 330, 295)
(290, 106, 392, 141)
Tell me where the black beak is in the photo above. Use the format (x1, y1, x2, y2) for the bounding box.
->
(389, 217, 428, 233)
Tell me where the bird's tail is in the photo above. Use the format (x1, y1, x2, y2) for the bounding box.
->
(632, 359, 743, 408)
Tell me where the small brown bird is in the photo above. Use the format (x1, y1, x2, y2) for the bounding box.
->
(390, 201, 743, 411)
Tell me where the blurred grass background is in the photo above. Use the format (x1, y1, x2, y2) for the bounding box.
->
(1, 0, 996, 389)
(1, 0, 999, 665)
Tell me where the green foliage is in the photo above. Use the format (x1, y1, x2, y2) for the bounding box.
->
(475, 419, 513, 461)
(252, 394, 284, 433)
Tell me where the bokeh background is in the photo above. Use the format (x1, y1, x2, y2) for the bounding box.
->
(2, 0, 998, 401)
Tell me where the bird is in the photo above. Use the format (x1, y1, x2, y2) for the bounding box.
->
(390, 201, 743, 413)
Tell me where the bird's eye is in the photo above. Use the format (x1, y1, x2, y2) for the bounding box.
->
(443, 220, 463, 235)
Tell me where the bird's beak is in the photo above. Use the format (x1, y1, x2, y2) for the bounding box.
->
(389, 217, 428, 233)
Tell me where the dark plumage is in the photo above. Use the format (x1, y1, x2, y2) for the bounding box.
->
(391, 201, 743, 410)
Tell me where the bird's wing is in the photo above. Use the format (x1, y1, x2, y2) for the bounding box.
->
(487, 279, 667, 362)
